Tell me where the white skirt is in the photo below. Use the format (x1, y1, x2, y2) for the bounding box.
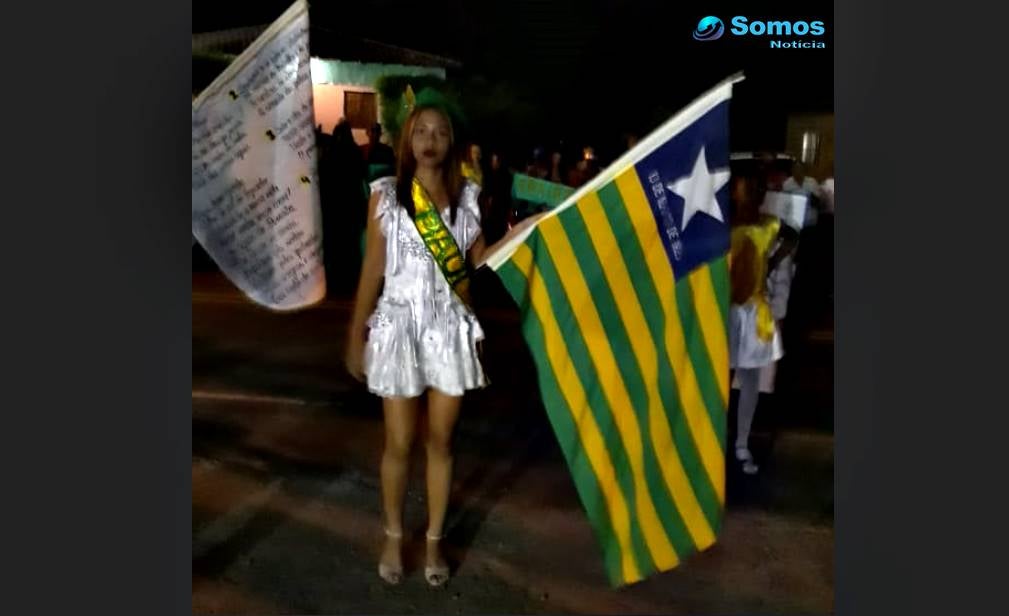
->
(731, 361, 779, 393)
(363, 296, 488, 399)
(729, 301, 784, 370)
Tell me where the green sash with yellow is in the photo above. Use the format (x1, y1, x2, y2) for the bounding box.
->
(411, 178, 471, 305)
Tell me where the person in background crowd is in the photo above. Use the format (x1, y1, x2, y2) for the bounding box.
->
(481, 150, 513, 246)
(782, 161, 824, 228)
(584, 146, 600, 173)
(364, 123, 397, 182)
(820, 165, 834, 214)
(728, 172, 799, 475)
(513, 147, 550, 222)
(462, 143, 484, 186)
(567, 146, 599, 188)
(756, 151, 788, 191)
(321, 119, 367, 294)
(779, 159, 831, 339)
(525, 147, 550, 180)
(821, 167, 834, 305)
(549, 150, 565, 184)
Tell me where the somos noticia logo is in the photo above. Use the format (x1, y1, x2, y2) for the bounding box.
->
(693, 16, 725, 41)
(694, 16, 827, 48)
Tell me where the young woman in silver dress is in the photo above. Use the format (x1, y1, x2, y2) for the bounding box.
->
(345, 103, 538, 587)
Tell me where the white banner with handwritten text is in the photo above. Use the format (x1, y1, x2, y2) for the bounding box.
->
(192, 0, 324, 310)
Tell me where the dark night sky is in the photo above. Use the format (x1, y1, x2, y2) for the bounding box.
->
(195, 0, 833, 154)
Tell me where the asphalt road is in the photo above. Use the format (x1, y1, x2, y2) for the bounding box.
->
(192, 272, 834, 614)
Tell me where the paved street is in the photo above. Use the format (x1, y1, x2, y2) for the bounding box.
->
(193, 271, 834, 614)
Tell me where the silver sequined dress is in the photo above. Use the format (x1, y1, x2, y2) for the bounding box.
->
(363, 177, 488, 398)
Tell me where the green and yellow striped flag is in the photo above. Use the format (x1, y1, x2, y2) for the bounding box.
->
(485, 76, 742, 586)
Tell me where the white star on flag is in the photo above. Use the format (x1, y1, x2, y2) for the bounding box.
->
(666, 146, 730, 231)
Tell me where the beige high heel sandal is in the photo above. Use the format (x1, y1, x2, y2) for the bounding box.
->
(424, 532, 450, 588)
(378, 528, 404, 585)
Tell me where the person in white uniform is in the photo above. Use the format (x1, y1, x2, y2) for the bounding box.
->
(729, 174, 799, 475)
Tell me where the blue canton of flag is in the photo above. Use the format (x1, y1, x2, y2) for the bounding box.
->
(633, 100, 731, 280)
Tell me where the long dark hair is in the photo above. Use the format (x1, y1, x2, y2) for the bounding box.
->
(395, 105, 464, 224)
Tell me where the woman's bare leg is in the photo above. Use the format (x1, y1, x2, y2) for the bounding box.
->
(379, 396, 421, 583)
(423, 388, 464, 584)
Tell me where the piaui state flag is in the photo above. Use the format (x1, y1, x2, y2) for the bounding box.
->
(484, 75, 741, 586)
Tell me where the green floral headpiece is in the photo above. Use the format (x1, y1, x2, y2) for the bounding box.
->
(395, 85, 468, 139)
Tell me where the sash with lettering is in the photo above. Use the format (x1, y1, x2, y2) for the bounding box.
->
(411, 178, 471, 305)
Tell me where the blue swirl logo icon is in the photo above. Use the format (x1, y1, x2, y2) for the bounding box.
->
(693, 16, 725, 41)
